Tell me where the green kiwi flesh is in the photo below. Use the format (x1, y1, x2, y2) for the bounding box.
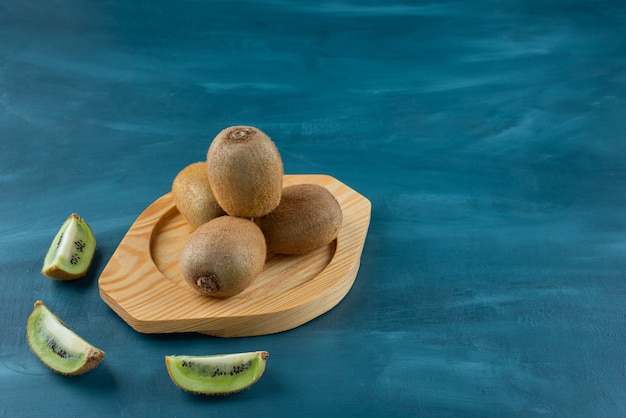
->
(172, 161, 225, 229)
(206, 126, 283, 218)
(256, 183, 343, 255)
(42, 213, 96, 280)
(165, 351, 269, 395)
(26, 300, 105, 375)
(179, 216, 267, 298)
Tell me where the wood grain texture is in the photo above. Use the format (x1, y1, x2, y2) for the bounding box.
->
(98, 174, 371, 337)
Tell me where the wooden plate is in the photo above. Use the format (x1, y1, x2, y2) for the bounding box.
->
(98, 174, 371, 337)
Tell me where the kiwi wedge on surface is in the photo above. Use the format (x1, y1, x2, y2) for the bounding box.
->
(165, 351, 269, 395)
(179, 216, 266, 298)
(172, 161, 225, 229)
(206, 125, 283, 218)
(26, 300, 105, 376)
(41, 213, 96, 280)
(257, 183, 343, 255)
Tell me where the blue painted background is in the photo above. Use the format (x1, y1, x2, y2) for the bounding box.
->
(2, 0, 626, 416)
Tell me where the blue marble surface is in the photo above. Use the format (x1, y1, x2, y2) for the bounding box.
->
(2, 0, 626, 416)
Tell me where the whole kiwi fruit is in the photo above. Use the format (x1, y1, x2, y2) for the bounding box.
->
(206, 126, 283, 218)
(256, 183, 343, 255)
(172, 161, 225, 229)
(179, 216, 266, 298)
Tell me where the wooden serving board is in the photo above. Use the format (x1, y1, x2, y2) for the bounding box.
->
(98, 174, 371, 337)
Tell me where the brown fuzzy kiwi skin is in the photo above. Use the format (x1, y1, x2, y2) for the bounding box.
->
(43, 265, 90, 281)
(179, 216, 267, 298)
(256, 183, 343, 255)
(46, 347, 105, 376)
(172, 162, 225, 229)
(206, 126, 283, 218)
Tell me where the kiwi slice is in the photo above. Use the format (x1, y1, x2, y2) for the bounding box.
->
(41, 213, 96, 280)
(26, 300, 105, 375)
(165, 351, 269, 395)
